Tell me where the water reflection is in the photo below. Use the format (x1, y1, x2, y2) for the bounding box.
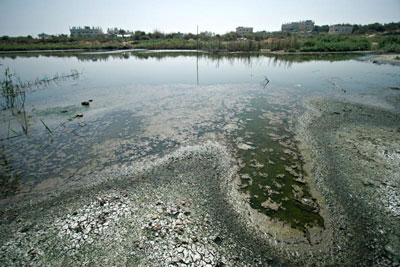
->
(0, 50, 363, 70)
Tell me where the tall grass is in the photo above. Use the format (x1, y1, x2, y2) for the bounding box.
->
(375, 36, 400, 52)
(265, 35, 372, 52)
(1, 32, 399, 52)
(135, 39, 265, 52)
(299, 35, 371, 52)
(1, 67, 81, 136)
(0, 68, 25, 114)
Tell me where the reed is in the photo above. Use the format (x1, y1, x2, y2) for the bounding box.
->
(0, 68, 25, 114)
(40, 119, 53, 135)
(1, 67, 80, 136)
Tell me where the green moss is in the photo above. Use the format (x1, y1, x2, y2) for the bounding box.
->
(234, 97, 324, 231)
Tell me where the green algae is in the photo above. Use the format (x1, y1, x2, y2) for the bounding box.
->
(234, 97, 324, 231)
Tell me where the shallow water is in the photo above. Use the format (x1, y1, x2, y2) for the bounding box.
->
(0, 51, 399, 229)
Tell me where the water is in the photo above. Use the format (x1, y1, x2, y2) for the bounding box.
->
(0, 51, 399, 230)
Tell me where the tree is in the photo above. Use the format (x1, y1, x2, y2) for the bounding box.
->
(313, 25, 329, 33)
(134, 31, 146, 41)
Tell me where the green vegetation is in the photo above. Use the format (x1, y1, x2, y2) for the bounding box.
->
(235, 97, 324, 231)
(134, 34, 396, 53)
(135, 39, 263, 52)
(374, 36, 400, 52)
(0, 21, 399, 52)
(1, 67, 80, 136)
(0, 35, 133, 51)
(1, 67, 25, 113)
(298, 35, 372, 52)
(352, 21, 400, 34)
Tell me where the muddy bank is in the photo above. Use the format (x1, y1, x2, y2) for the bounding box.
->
(359, 53, 400, 66)
(0, 138, 342, 266)
(0, 98, 398, 266)
(0, 142, 274, 266)
(0, 138, 358, 266)
(298, 98, 400, 265)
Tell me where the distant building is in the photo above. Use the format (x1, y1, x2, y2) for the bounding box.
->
(236, 26, 253, 35)
(38, 33, 51, 39)
(107, 27, 133, 37)
(107, 27, 120, 35)
(70, 26, 103, 37)
(328, 25, 353, 35)
(281, 20, 315, 32)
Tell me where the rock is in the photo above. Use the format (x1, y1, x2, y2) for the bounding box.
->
(240, 184, 248, 189)
(258, 172, 268, 178)
(292, 184, 304, 198)
(61, 110, 68, 113)
(261, 198, 281, 211)
(294, 177, 306, 184)
(250, 159, 264, 169)
(285, 166, 300, 177)
(241, 174, 251, 180)
(362, 179, 375, 187)
(96, 197, 106, 206)
(174, 226, 184, 234)
(152, 224, 162, 231)
(237, 143, 254, 150)
(193, 253, 201, 262)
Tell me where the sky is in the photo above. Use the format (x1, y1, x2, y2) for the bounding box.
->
(0, 0, 399, 36)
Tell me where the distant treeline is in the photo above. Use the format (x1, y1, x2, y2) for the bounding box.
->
(134, 35, 400, 53)
(0, 22, 399, 52)
(312, 22, 400, 34)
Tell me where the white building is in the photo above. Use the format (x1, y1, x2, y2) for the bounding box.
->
(107, 27, 133, 37)
(281, 20, 315, 32)
(328, 25, 353, 35)
(70, 26, 103, 37)
(236, 27, 253, 35)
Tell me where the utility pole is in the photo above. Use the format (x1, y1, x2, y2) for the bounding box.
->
(197, 25, 199, 51)
(196, 25, 199, 85)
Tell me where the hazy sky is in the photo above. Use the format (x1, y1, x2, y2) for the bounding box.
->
(1, 0, 399, 36)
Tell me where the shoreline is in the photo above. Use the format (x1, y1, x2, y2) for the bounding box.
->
(297, 98, 400, 265)
(0, 47, 394, 55)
